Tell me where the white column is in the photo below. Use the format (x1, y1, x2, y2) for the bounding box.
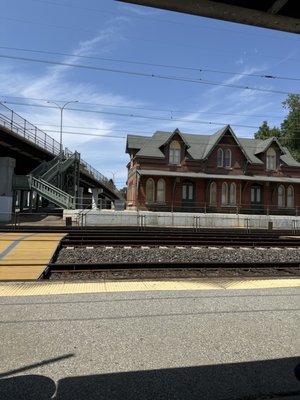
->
(91, 188, 99, 209)
(78, 187, 84, 209)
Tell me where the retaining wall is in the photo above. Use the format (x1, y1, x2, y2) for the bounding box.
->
(64, 209, 300, 230)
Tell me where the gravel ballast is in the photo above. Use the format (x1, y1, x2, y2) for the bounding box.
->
(48, 246, 300, 280)
(56, 246, 300, 264)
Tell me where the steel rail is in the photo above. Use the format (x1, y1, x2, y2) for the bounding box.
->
(48, 261, 300, 272)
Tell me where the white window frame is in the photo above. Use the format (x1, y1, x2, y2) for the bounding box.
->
(221, 182, 228, 206)
(278, 185, 285, 208)
(266, 147, 276, 171)
(217, 148, 223, 167)
(169, 141, 181, 165)
(225, 149, 232, 168)
(209, 182, 217, 206)
(157, 179, 166, 203)
(146, 178, 155, 202)
(229, 182, 236, 206)
(287, 185, 294, 208)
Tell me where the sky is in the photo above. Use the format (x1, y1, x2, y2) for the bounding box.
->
(1, 0, 300, 188)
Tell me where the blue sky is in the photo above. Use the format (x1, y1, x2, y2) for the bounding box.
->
(1, 0, 300, 188)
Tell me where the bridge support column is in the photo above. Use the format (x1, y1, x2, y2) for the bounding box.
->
(77, 187, 84, 209)
(0, 157, 16, 222)
(91, 188, 100, 209)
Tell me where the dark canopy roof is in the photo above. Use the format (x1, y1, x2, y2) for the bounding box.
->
(116, 0, 300, 34)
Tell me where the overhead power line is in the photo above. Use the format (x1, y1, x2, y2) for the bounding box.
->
(2, 100, 260, 129)
(1, 46, 300, 82)
(0, 54, 297, 96)
(0, 94, 286, 120)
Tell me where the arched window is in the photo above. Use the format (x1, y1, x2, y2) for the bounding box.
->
(287, 185, 294, 208)
(221, 182, 228, 206)
(169, 141, 181, 165)
(209, 182, 217, 205)
(157, 179, 165, 203)
(146, 178, 155, 202)
(266, 147, 276, 171)
(229, 182, 236, 206)
(217, 148, 223, 167)
(278, 185, 285, 208)
(225, 149, 232, 168)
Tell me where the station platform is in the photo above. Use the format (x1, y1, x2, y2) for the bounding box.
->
(0, 232, 65, 280)
(0, 277, 300, 297)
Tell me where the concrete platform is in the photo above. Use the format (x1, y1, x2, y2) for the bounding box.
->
(0, 232, 66, 280)
(0, 287, 299, 399)
(0, 277, 300, 297)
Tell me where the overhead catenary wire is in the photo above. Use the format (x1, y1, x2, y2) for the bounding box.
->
(1, 46, 300, 82)
(0, 54, 297, 96)
(0, 94, 288, 120)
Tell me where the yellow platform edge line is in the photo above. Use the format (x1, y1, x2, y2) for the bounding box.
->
(0, 278, 299, 297)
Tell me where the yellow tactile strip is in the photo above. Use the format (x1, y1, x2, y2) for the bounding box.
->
(0, 278, 299, 297)
(0, 233, 66, 280)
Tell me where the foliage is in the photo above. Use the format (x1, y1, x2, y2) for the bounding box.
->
(254, 94, 300, 161)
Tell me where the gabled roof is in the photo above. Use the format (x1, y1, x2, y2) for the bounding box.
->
(254, 136, 285, 155)
(125, 126, 300, 167)
(125, 134, 148, 153)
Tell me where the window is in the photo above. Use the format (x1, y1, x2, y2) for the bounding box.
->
(287, 185, 294, 208)
(209, 182, 217, 205)
(217, 148, 223, 167)
(157, 179, 165, 203)
(229, 182, 236, 206)
(169, 140, 181, 164)
(182, 181, 194, 201)
(225, 149, 232, 168)
(221, 182, 228, 206)
(266, 147, 276, 171)
(278, 185, 285, 208)
(146, 178, 155, 202)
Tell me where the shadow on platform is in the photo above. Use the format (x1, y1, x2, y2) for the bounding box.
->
(0, 357, 300, 399)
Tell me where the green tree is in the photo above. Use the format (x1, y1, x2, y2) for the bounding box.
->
(254, 94, 300, 162)
(254, 120, 281, 140)
(280, 94, 300, 161)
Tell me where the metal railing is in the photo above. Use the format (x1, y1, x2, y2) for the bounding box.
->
(0, 102, 61, 154)
(29, 176, 74, 209)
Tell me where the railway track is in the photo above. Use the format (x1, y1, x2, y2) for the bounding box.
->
(47, 261, 300, 280)
(58, 228, 300, 247)
(2, 227, 299, 280)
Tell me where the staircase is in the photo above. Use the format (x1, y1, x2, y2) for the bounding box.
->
(13, 152, 79, 210)
(13, 175, 75, 209)
(29, 176, 74, 209)
(31, 152, 80, 183)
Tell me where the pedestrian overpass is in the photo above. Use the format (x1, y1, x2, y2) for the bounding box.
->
(0, 102, 122, 219)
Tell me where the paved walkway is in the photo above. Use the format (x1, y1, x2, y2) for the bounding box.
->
(0, 287, 299, 399)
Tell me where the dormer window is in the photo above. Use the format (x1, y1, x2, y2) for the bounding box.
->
(169, 140, 181, 164)
(266, 148, 276, 171)
(217, 148, 223, 167)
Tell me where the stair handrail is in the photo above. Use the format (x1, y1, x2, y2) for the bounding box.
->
(29, 176, 74, 209)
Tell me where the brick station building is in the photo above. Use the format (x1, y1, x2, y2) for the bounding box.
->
(125, 126, 300, 214)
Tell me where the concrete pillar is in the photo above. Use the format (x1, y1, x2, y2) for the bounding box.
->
(0, 157, 15, 196)
(0, 157, 16, 222)
(78, 187, 84, 209)
(91, 188, 99, 209)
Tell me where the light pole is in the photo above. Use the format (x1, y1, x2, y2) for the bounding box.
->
(108, 171, 117, 187)
(47, 100, 78, 188)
